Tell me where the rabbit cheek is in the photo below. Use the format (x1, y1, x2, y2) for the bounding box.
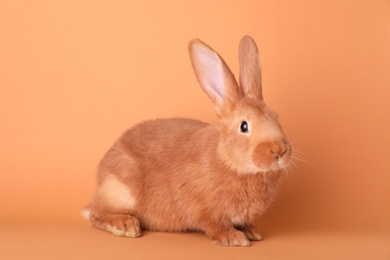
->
(96, 175, 136, 211)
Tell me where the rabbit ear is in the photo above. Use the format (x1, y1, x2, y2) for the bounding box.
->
(188, 39, 242, 117)
(238, 35, 263, 100)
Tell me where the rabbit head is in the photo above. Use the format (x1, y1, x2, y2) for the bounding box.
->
(188, 35, 292, 174)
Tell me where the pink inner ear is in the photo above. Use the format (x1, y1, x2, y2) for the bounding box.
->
(194, 46, 225, 103)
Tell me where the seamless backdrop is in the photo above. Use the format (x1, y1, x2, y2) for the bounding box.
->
(1, 1, 390, 259)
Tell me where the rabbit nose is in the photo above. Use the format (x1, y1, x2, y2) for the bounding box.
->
(270, 142, 288, 159)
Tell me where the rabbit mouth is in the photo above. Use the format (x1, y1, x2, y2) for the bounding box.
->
(272, 159, 290, 171)
(250, 158, 291, 174)
(270, 153, 292, 172)
(254, 151, 292, 173)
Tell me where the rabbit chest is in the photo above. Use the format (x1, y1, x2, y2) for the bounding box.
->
(222, 171, 282, 226)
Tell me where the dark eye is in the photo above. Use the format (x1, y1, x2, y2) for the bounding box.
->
(240, 121, 249, 133)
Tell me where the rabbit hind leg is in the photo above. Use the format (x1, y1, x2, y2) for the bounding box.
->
(87, 173, 141, 237)
(89, 210, 141, 238)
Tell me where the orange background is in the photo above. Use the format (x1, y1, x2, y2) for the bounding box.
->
(1, 0, 389, 259)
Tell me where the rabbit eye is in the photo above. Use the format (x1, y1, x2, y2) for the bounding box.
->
(240, 121, 249, 133)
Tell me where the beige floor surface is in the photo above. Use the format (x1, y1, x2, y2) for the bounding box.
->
(1, 219, 389, 260)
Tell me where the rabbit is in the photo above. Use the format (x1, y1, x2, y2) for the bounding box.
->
(83, 35, 292, 247)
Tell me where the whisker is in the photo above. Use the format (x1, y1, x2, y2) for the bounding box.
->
(291, 149, 305, 155)
(290, 160, 299, 171)
(292, 156, 320, 167)
(285, 164, 296, 181)
(282, 167, 292, 182)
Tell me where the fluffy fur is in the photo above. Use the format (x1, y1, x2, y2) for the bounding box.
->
(85, 36, 292, 247)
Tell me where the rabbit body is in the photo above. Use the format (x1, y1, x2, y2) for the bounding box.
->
(86, 36, 292, 246)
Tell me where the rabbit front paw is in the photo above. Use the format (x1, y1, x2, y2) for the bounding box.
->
(241, 225, 262, 241)
(209, 228, 250, 247)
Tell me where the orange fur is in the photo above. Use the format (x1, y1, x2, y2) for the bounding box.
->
(85, 36, 292, 247)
